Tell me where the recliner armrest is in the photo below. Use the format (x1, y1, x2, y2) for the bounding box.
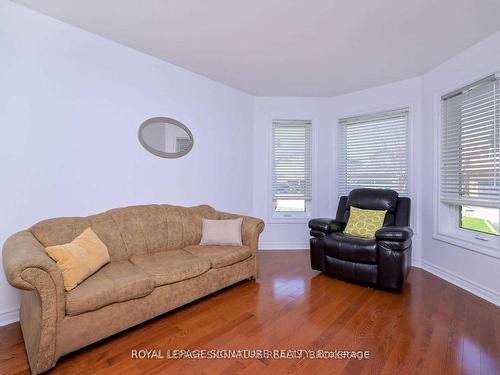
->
(375, 226, 413, 241)
(308, 218, 346, 234)
(378, 239, 412, 252)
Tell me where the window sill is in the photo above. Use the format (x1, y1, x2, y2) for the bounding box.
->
(433, 231, 500, 260)
(267, 217, 311, 225)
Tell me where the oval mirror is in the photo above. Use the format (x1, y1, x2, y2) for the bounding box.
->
(138, 117, 194, 158)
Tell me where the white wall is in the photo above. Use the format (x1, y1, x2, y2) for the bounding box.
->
(419, 30, 500, 305)
(254, 78, 423, 263)
(0, 1, 254, 322)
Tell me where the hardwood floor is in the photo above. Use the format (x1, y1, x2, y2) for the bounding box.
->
(1, 250, 499, 375)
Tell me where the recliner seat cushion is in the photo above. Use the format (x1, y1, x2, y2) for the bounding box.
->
(324, 233, 377, 264)
(183, 245, 252, 268)
(65, 260, 154, 316)
(130, 250, 210, 286)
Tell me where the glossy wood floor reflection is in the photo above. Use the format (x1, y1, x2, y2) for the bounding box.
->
(1, 251, 499, 375)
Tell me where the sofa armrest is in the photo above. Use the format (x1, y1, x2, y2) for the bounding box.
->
(2, 230, 66, 321)
(216, 211, 265, 252)
(309, 218, 345, 234)
(375, 226, 413, 242)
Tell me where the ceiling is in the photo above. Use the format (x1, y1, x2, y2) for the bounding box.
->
(12, 0, 500, 97)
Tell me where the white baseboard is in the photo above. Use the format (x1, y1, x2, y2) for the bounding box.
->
(0, 307, 19, 327)
(259, 242, 309, 250)
(417, 260, 499, 306)
(411, 257, 423, 267)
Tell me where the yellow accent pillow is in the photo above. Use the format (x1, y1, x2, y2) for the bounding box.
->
(343, 206, 387, 239)
(45, 228, 110, 291)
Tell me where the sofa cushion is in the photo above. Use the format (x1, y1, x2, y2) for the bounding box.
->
(65, 261, 154, 316)
(183, 245, 252, 268)
(130, 250, 210, 286)
(324, 233, 377, 264)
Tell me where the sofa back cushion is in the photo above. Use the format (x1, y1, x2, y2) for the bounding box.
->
(30, 204, 219, 261)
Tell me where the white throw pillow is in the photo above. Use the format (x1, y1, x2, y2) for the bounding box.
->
(200, 218, 243, 246)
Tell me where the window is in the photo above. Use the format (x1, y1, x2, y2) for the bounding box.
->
(176, 137, 191, 153)
(271, 119, 312, 218)
(460, 206, 499, 236)
(338, 108, 409, 196)
(439, 74, 500, 243)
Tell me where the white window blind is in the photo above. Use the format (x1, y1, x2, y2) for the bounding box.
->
(272, 120, 312, 201)
(338, 108, 409, 196)
(175, 137, 191, 153)
(440, 74, 500, 208)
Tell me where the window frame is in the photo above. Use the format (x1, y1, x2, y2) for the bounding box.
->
(433, 73, 500, 259)
(268, 117, 315, 223)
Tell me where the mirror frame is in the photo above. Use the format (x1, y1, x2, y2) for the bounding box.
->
(138, 117, 194, 159)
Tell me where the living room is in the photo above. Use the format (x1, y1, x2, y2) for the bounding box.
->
(0, 1, 499, 374)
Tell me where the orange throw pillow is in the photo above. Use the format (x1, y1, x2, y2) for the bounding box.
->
(45, 228, 110, 291)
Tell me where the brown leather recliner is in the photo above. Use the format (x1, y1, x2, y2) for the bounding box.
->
(308, 188, 413, 291)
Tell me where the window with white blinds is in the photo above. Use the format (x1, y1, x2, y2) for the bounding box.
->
(440, 74, 500, 208)
(272, 120, 312, 203)
(337, 109, 409, 196)
(176, 137, 191, 153)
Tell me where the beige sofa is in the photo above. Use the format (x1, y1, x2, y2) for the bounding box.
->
(2, 204, 264, 374)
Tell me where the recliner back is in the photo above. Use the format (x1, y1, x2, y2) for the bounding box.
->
(335, 188, 410, 227)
